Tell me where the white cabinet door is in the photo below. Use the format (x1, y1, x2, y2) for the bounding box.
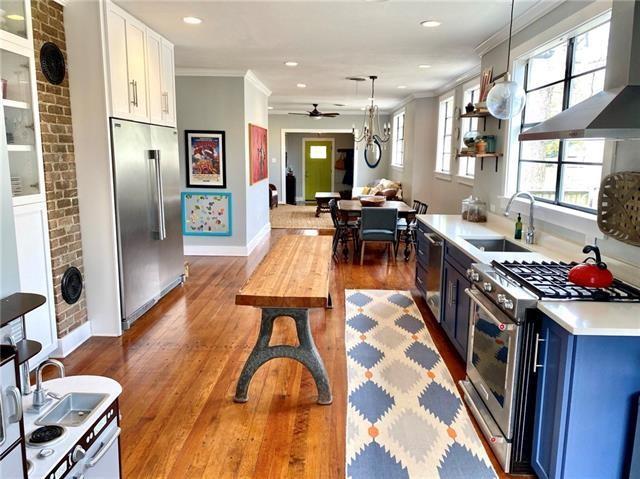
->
(106, 5, 131, 119)
(125, 19, 148, 122)
(0, 441, 25, 478)
(146, 30, 163, 125)
(160, 40, 176, 126)
(13, 203, 57, 363)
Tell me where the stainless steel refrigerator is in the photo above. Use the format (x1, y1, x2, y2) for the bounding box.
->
(111, 118, 184, 329)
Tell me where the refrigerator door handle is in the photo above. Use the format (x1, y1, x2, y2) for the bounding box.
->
(148, 149, 166, 240)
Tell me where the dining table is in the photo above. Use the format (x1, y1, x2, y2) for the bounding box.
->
(337, 200, 417, 261)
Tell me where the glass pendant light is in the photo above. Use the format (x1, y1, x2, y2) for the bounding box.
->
(487, 0, 526, 120)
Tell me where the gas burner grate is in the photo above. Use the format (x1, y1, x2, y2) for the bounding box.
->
(492, 260, 640, 302)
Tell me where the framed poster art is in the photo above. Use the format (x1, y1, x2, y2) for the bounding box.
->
(182, 192, 232, 236)
(248, 123, 268, 184)
(185, 130, 226, 188)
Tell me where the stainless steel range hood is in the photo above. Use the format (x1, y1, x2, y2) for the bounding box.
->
(520, 0, 640, 141)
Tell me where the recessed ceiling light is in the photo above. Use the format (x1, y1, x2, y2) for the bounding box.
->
(334, 103, 346, 107)
(268, 106, 274, 110)
(397, 85, 407, 89)
(360, 107, 366, 111)
(418, 64, 432, 69)
(420, 20, 441, 28)
(284, 61, 298, 67)
(183, 16, 202, 25)
(297, 83, 307, 88)
(7, 14, 24, 21)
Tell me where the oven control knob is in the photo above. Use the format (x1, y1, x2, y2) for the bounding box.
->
(483, 282, 492, 292)
(466, 269, 480, 282)
(72, 445, 86, 462)
(497, 294, 506, 304)
(503, 299, 514, 310)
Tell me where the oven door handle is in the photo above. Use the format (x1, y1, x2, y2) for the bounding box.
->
(86, 427, 121, 468)
(464, 288, 516, 331)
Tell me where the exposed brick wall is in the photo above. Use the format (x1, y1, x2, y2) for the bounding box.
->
(31, 0, 88, 337)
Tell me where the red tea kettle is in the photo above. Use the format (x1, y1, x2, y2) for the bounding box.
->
(568, 244, 614, 288)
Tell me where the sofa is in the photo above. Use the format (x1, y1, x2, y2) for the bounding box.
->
(352, 179, 402, 201)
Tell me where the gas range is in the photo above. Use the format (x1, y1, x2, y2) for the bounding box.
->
(492, 260, 640, 302)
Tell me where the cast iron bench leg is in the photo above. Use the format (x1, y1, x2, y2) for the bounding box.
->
(234, 308, 332, 405)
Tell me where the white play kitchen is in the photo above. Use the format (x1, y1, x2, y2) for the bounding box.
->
(1, 294, 122, 479)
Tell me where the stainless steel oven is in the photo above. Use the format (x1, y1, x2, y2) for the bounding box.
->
(465, 287, 521, 439)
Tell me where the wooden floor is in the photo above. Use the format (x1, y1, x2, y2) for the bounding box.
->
(56, 228, 517, 478)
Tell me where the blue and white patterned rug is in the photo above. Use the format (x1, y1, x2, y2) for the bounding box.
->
(345, 289, 497, 479)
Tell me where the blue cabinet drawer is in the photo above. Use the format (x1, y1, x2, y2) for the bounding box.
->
(445, 242, 473, 275)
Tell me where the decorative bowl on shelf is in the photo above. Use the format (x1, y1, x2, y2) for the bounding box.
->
(463, 130, 479, 148)
(360, 196, 386, 207)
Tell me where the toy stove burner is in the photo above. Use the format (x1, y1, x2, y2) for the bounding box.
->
(27, 425, 66, 447)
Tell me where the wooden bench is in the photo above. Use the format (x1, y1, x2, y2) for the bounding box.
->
(234, 235, 333, 405)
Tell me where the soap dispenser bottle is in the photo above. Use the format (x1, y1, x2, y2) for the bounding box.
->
(514, 213, 523, 240)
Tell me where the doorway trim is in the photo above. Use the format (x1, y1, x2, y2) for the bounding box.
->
(302, 137, 335, 201)
(280, 128, 356, 204)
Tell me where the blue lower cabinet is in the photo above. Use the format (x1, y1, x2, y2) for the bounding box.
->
(441, 260, 470, 361)
(532, 315, 640, 479)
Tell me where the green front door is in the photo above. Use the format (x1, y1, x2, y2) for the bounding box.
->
(304, 140, 333, 201)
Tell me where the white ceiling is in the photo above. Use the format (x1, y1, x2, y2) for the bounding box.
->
(117, 0, 563, 112)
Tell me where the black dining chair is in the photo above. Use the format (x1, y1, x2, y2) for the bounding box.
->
(359, 207, 398, 265)
(329, 199, 359, 260)
(396, 200, 428, 259)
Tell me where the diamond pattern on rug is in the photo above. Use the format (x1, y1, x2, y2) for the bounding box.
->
(405, 342, 440, 371)
(395, 314, 425, 334)
(373, 326, 406, 350)
(348, 313, 378, 334)
(348, 342, 385, 370)
(348, 292, 373, 307)
(438, 443, 497, 479)
(388, 409, 439, 462)
(380, 360, 421, 394)
(345, 290, 497, 479)
(349, 380, 395, 423)
(418, 382, 461, 426)
(348, 442, 409, 479)
(387, 293, 414, 308)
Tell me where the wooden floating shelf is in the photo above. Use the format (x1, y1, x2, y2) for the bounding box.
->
(1, 292, 47, 327)
(456, 152, 503, 172)
(460, 110, 491, 118)
(2, 99, 31, 110)
(15, 339, 42, 365)
(7, 144, 33, 152)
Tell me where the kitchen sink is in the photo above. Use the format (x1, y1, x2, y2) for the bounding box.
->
(36, 392, 108, 427)
(464, 237, 532, 253)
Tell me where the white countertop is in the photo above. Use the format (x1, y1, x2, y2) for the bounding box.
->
(417, 214, 640, 337)
(22, 375, 122, 479)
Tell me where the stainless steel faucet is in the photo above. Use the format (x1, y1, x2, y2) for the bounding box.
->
(504, 191, 536, 244)
(32, 359, 65, 409)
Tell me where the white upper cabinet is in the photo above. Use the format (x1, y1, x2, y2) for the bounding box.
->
(104, 1, 174, 126)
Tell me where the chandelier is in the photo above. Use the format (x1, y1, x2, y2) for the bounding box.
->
(353, 76, 390, 167)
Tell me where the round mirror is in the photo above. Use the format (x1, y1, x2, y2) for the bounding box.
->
(364, 136, 382, 168)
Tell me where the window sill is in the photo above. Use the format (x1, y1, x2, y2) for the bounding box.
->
(434, 171, 452, 182)
(456, 175, 474, 187)
(390, 164, 404, 171)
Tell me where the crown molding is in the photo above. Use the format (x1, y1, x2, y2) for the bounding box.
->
(474, 0, 566, 57)
(175, 67, 246, 77)
(245, 70, 272, 97)
(434, 64, 481, 97)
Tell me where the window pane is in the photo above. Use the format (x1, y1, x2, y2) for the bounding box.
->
(563, 139, 605, 163)
(527, 43, 567, 90)
(560, 164, 602, 209)
(520, 140, 559, 162)
(569, 69, 605, 106)
(524, 83, 564, 124)
(519, 162, 558, 200)
(309, 146, 327, 159)
(572, 22, 609, 75)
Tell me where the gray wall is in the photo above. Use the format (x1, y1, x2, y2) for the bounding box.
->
(285, 132, 354, 199)
(177, 76, 248, 248)
(268, 113, 390, 193)
(1, 114, 20, 297)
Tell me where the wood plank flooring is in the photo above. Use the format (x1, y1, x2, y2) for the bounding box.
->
(54, 228, 519, 478)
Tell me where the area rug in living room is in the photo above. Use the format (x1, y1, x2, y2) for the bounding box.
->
(345, 289, 497, 479)
(270, 204, 334, 229)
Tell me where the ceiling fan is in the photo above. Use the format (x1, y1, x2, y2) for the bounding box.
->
(289, 104, 339, 119)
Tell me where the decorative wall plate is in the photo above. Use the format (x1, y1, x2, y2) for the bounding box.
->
(40, 42, 66, 85)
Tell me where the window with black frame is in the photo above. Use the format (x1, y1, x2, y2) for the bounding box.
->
(518, 19, 609, 212)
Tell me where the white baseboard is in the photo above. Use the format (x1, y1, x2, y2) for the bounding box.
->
(184, 222, 271, 257)
(52, 321, 92, 358)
